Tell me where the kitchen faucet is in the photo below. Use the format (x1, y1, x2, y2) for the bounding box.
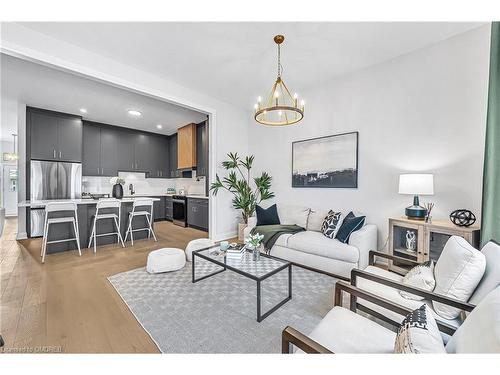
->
(129, 183, 135, 195)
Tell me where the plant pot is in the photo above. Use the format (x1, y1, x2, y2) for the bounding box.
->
(238, 223, 247, 242)
(112, 184, 123, 199)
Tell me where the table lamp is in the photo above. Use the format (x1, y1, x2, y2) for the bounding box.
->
(398, 174, 434, 220)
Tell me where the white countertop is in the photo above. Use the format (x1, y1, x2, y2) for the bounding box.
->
(18, 197, 161, 208)
(122, 194, 209, 199)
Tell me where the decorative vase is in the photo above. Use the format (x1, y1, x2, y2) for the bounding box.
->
(405, 230, 416, 252)
(238, 223, 247, 242)
(112, 184, 123, 199)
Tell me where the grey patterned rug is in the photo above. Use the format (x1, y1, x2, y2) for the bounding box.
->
(108, 259, 338, 353)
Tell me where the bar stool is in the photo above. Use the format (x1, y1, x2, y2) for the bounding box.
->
(88, 198, 125, 253)
(124, 198, 157, 246)
(41, 201, 81, 263)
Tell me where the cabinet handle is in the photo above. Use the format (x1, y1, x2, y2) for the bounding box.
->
(97, 167, 99, 174)
(59, 151, 62, 159)
(53, 149, 56, 158)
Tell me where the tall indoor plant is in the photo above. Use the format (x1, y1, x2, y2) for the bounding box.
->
(210, 152, 274, 240)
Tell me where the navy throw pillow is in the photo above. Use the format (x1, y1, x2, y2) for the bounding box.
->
(256, 204, 281, 226)
(335, 211, 366, 243)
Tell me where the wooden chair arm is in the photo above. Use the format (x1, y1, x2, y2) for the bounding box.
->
(281, 326, 333, 354)
(351, 269, 475, 312)
(368, 250, 420, 267)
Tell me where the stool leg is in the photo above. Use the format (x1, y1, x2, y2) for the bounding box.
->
(88, 222, 94, 249)
(146, 214, 157, 242)
(93, 220, 97, 253)
(72, 220, 82, 257)
(114, 217, 125, 248)
(42, 223, 49, 264)
(41, 220, 48, 258)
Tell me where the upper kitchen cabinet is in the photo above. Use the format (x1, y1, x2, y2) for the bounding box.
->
(196, 121, 208, 177)
(177, 123, 197, 169)
(82, 122, 119, 176)
(168, 134, 180, 178)
(149, 135, 170, 178)
(116, 129, 152, 173)
(28, 107, 83, 162)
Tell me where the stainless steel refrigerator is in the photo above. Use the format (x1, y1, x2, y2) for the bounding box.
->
(30, 161, 82, 237)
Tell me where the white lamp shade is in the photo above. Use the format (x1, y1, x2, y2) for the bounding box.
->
(398, 174, 434, 195)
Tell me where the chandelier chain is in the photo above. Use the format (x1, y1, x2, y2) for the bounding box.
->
(277, 43, 281, 77)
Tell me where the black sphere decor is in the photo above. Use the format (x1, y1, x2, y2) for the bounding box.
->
(450, 209, 476, 227)
(112, 184, 123, 199)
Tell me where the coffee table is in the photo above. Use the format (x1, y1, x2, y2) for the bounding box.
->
(192, 246, 292, 322)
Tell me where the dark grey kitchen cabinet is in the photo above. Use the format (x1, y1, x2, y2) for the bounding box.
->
(29, 108, 82, 162)
(82, 122, 119, 176)
(187, 198, 208, 231)
(30, 111, 59, 161)
(100, 127, 119, 176)
(153, 196, 166, 221)
(117, 130, 135, 172)
(58, 116, 84, 162)
(134, 133, 151, 172)
(168, 134, 180, 178)
(196, 121, 208, 177)
(82, 123, 101, 175)
(149, 135, 169, 178)
(165, 197, 173, 221)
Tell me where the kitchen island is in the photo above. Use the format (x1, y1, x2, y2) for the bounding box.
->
(19, 198, 161, 254)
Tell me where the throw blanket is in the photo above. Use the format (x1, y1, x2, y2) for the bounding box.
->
(251, 224, 305, 252)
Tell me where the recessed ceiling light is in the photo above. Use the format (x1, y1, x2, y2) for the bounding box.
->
(80, 108, 87, 114)
(127, 109, 142, 117)
(156, 124, 163, 129)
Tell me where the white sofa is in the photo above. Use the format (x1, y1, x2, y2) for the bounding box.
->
(244, 204, 377, 279)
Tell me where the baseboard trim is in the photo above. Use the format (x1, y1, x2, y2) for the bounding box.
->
(16, 232, 28, 240)
(213, 231, 237, 242)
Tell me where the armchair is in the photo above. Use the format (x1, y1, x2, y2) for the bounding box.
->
(282, 281, 500, 353)
(351, 238, 500, 337)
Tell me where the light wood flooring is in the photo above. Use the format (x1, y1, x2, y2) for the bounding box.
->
(0, 218, 208, 353)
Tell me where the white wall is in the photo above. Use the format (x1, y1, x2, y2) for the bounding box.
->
(1, 23, 248, 240)
(248, 25, 490, 247)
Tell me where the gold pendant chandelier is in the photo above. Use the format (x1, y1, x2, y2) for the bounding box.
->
(254, 35, 305, 126)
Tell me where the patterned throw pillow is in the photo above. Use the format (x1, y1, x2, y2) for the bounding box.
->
(400, 261, 436, 301)
(320, 210, 343, 239)
(394, 304, 446, 354)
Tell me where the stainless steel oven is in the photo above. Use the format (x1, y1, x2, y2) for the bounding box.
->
(172, 195, 187, 227)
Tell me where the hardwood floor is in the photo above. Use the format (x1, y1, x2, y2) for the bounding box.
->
(0, 217, 208, 353)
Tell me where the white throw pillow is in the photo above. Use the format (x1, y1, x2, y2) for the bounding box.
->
(400, 261, 436, 301)
(277, 204, 310, 229)
(433, 236, 486, 320)
(307, 209, 331, 232)
(394, 304, 446, 353)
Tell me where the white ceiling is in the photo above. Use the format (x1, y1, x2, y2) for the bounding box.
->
(0, 53, 207, 140)
(19, 22, 485, 108)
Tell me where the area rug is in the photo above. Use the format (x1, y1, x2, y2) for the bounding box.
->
(108, 259, 338, 353)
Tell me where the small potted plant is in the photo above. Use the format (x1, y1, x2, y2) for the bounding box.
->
(245, 232, 264, 261)
(110, 177, 125, 199)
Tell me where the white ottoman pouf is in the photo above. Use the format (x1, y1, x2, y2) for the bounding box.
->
(185, 238, 215, 262)
(146, 248, 186, 274)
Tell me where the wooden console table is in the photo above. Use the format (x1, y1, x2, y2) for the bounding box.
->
(388, 217, 480, 274)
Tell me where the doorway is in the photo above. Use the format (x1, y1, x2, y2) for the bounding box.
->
(2, 164, 18, 217)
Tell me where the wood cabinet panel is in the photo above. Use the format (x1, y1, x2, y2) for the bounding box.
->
(177, 123, 197, 169)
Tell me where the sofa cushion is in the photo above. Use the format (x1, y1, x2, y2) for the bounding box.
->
(433, 236, 486, 320)
(286, 231, 359, 263)
(469, 240, 500, 305)
(277, 204, 310, 229)
(357, 266, 462, 331)
(256, 204, 280, 226)
(301, 306, 396, 353)
(321, 210, 344, 239)
(336, 212, 366, 243)
(394, 304, 446, 353)
(446, 286, 500, 353)
(307, 209, 331, 232)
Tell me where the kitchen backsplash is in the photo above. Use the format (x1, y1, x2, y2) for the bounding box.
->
(82, 171, 206, 196)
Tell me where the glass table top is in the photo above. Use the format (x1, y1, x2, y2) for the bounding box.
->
(194, 245, 290, 279)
